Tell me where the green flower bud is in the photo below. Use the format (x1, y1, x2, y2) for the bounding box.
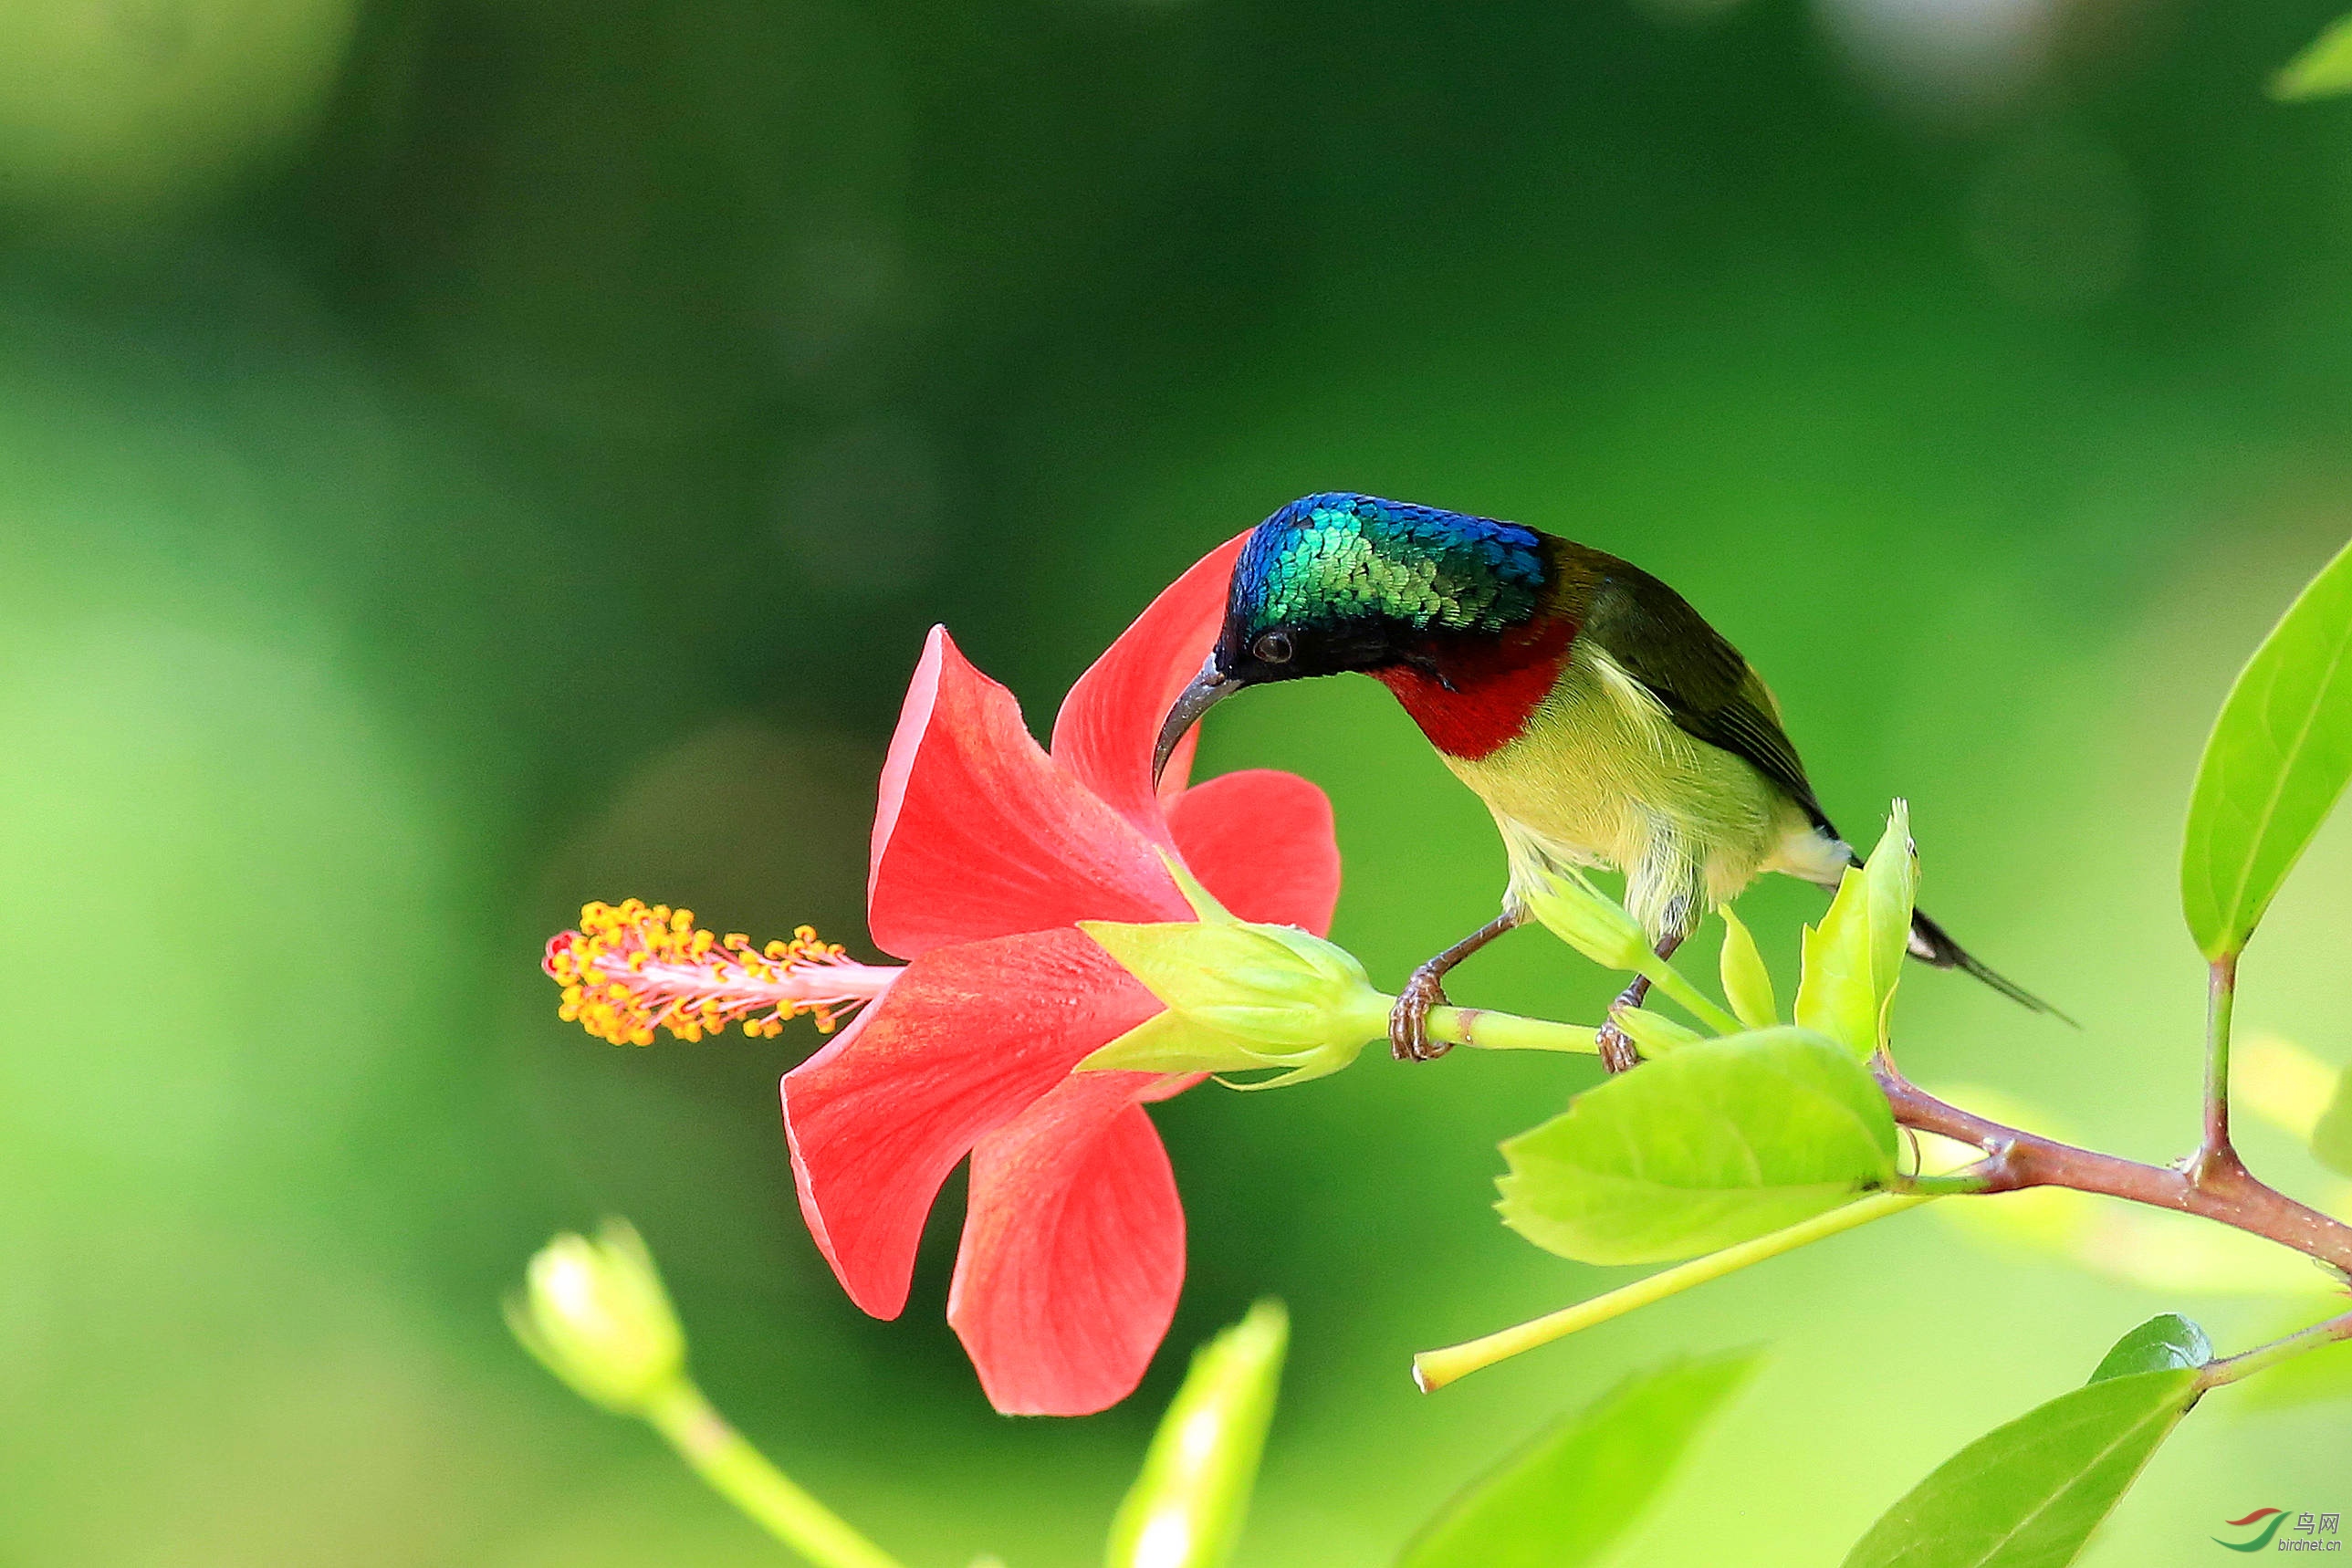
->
(1521, 865, 1654, 973)
(1105, 1301, 1288, 1568)
(507, 1220, 686, 1416)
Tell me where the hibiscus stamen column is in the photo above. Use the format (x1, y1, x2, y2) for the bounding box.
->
(545, 899, 899, 1045)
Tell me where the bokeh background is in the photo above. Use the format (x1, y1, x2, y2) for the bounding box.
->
(6, 0, 2352, 1563)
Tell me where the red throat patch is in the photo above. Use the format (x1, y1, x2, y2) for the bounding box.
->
(1373, 617, 1576, 760)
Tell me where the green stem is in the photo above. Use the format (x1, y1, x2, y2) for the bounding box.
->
(2200, 954, 2242, 1177)
(1412, 1191, 1935, 1392)
(1897, 1172, 1994, 1197)
(1641, 959, 1744, 1036)
(1426, 1006, 1599, 1054)
(2199, 1304, 2352, 1391)
(642, 1378, 907, 1568)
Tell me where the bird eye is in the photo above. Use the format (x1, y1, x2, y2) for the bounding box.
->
(1252, 631, 1294, 664)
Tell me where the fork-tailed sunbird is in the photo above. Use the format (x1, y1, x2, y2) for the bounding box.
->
(1152, 493, 2056, 1071)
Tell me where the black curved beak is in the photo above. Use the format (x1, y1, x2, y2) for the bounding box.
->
(1153, 656, 1245, 784)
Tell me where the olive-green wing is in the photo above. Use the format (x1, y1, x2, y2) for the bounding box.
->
(1579, 557, 1835, 833)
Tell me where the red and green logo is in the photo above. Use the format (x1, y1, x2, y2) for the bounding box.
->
(2217, 1509, 2290, 1552)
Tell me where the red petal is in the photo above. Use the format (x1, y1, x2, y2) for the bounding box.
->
(870, 626, 1186, 957)
(948, 1071, 1185, 1416)
(1168, 768, 1342, 936)
(1050, 535, 1250, 840)
(779, 929, 1159, 1321)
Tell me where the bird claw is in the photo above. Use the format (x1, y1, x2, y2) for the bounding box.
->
(1390, 968, 1454, 1062)
(1595, 1013, 1643, 1074)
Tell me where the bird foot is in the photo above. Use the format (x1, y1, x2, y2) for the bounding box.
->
(1595, 1014, 1644, 1075)
(1390, 967, 1455, 1062)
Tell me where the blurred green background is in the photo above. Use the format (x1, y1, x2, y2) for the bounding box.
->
(5, 0, 2352, 1563)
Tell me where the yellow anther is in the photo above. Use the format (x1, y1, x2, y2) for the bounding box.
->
(541, 898, 901, 1048)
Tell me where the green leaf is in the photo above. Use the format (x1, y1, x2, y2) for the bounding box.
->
(2274, 12, 2352, 101)
(1396, 1349, 1761, 1568)
(2090, 1314, 2212, 1382)
(1841, 1369, 2200, 1568)
(1105, 1301, 1287, 1568)
(1864, 800, 1918, 1040)
(2180, 539, 2352, 961)
(2311, 1069, 2352, 1179)
(1796, 805, 1917, 1057)
(1717, 905, 1778, 1030)
(1796, 869, 1877, 1056)
(1498, 1028, 1898, 1264)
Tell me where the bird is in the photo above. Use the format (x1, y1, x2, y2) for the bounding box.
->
(1151, 492, 2057, 1072)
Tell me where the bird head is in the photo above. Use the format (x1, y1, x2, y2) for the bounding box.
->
(1154, 493, 1551, 779)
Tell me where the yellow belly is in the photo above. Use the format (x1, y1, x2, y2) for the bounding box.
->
(1441, 641, 1827, 941)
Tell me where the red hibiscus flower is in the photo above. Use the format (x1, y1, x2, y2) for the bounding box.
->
(779, 536, 1341, 1416)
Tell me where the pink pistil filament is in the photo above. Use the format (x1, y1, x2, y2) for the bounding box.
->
(545, 899, 899, 1046)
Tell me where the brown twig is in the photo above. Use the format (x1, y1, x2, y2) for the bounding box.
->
(1873, 1060, 2352, 1278)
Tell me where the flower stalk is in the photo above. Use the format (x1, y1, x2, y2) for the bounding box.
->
(1426, 1007, 1597, 1054)
(642, 1380, 908, 1568)
(1414, 1192, 1936, 1392)
(509, 1224, 907, 1568)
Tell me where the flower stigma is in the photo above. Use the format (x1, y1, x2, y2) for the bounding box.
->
(544, 898, 899, 1045)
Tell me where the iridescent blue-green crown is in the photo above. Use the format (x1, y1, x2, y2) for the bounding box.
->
(1233, 494, 1547, 636)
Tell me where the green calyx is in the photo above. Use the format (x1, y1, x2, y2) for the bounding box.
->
(1079, 854, 1390, 1088)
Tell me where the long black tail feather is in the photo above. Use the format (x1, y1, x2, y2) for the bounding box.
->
(1907, 907, 2075, 1025)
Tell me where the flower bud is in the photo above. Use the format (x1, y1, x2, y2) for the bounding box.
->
(1078, 918, 1391, 1088)
(1521, 865, 1655, 973)
(507, 1220, 686, 1416)
(1105, 1301, 1288, 1568)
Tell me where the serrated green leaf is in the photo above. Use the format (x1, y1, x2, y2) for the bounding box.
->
(2274, 12, 2352, 101)
(2181, 539, 2352, 961)
(1498, 1028, 1897, 1264)
(2312, 1069, 2352, 1179)
(1396, 1349, 1761, 1568)
(1106, 1301, 1286, 1568)
(2090, 1314, 2212, 1382)
(1717, 905, 1777, 1030)
(1841, 1369, 2199, 1568)
(1614, 1006, 1703, 1056)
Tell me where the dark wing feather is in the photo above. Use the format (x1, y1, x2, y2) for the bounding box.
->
(1573, 551, 1836, 834)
